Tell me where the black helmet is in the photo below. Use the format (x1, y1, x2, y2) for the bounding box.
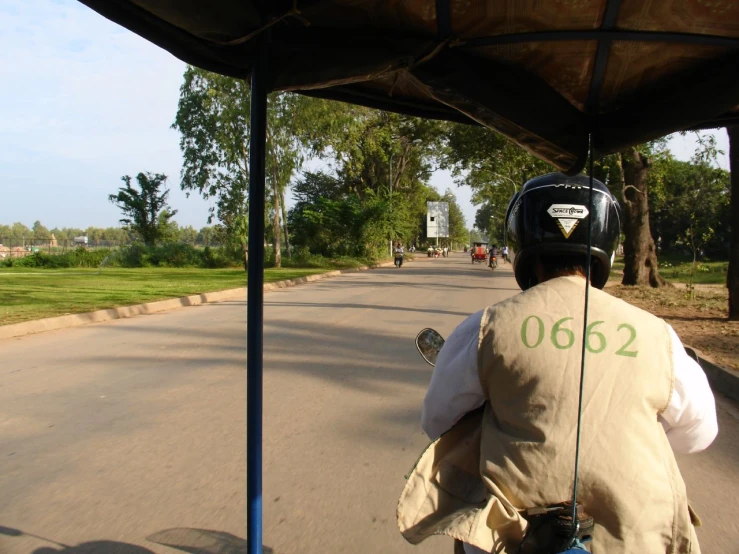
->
(505, 172, 621, 290)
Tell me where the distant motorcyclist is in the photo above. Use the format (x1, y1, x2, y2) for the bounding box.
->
(394, 242, 404, 268)
(398, 173, 717, 554)
(488, 245, 499, 268)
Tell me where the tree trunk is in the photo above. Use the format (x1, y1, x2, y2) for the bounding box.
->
(242, 243, 248, 273)
(280, 189, 291, 258)
(727, 125, 739, 320)
(272, 189, 281, 268)
(266, 129, 282, 269)
(620, 147, 667, 287)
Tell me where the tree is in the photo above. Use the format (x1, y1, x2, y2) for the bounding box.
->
(442, 124, 552, 248)
(157, 212, 180, 243)
(11, 222, 31, 240)
(650, 142, 730, 257)
(303, 103, 446, 202)
(32, 221, 50, 239)
(288, 169, 432, 257)
(173, 67, 251, 268)
(297, 103, 449, 252)
(108, 172, 177, 246)
(469, 228, 485, 245)
(197, 226, 221, 246)
(442, 189, 468, 247)
(727, 125, 739, 320)
(266, 93, 314, 263)
(289, 171, 365, 256)
(443, 123, 552, 210)
(616, 145, 668, 287)
(173, 66, 316, 269)
(473, 202, 496, 241)
(178, 225, 199, 244)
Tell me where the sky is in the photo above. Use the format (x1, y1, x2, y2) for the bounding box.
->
(0, 0, 732, 232)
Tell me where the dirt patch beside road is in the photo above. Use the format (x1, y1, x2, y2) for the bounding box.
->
(606, 282, 738, 374)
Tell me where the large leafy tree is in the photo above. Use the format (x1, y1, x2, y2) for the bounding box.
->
(108, 172, 177, 246)
(289, 172, 362, 256)
(172, 67, 251, 267)
(444, 124, 553, 200)
(32, 220, 50, 239)
(2, 222, 32, 241)
(615, 144, 668, 287)
(441, 189, 468, 247)
(178, 225, 199, 245)
(650, 141, 730, 257)
(581, 144, 668, 287)
(443, 123, 672, 287)
(173, 66, 316, 269)
(288, 171, 419, 257)
(296, 103, 450, 253)
(442, 124, 551, 246)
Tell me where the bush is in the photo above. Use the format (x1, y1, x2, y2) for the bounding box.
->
(148, 243, 202, 267)
(1, 247, 111, 268)
(115, 243, 148, 267)
(0, 242, 374, 271)
(114, 242, 241, 268)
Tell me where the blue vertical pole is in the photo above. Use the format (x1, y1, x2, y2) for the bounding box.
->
(247, 32, 269, 554)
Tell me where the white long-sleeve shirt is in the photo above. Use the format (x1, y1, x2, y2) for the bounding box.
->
(423, 310, 718, 554)
(422, 310, 719, 453)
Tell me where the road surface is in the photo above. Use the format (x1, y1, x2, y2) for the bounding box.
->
(1, 255, 737, 554)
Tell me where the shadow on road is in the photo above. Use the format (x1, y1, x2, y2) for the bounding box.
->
(0, 525, 155, 553)
(0, 525, 274, 554)
(30, 543, 155, 554)
(147, 528, 273, 554)
(333, 280, 519, 291)
(263, 301, 471, 317)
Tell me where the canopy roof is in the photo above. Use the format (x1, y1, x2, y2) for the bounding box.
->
(79, 0, 739, 173)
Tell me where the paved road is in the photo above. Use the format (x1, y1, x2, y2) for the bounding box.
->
(0, 255, 737, 554)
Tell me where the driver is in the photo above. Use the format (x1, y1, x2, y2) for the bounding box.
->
(398, 173, 717, 554)
(489, 245, 499, 267)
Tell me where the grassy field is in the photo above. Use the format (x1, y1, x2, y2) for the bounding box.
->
(610, 254, 728, 285)
(0, 265, 364, 326)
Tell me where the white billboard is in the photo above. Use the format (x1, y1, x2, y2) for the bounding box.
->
(426, 201, 449, 238)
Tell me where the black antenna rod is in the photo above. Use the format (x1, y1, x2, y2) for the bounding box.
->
(569, 135, 596, 535)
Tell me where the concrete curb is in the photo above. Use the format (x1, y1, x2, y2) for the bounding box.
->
(0, 261, 398, 340)
(684, 346, 739, 403)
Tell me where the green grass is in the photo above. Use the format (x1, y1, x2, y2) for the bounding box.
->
(609, 255, 728, 285)
(0, 265, 359, 326)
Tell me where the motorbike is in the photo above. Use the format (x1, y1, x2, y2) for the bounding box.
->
(489, 255, 498, 270)
(394, 253, 403, 268)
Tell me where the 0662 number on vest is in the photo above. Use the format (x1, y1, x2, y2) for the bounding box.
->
(520, 316, 638, 357)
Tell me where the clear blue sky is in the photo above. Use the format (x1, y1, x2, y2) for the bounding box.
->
(0, 0, 731, 231)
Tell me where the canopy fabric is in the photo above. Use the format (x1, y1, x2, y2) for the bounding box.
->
(79, 0, 739, 173)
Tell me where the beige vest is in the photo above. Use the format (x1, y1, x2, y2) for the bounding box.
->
(398, 276, 699, 553)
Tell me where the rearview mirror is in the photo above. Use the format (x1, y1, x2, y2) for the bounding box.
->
(415, 328, 445, 367)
